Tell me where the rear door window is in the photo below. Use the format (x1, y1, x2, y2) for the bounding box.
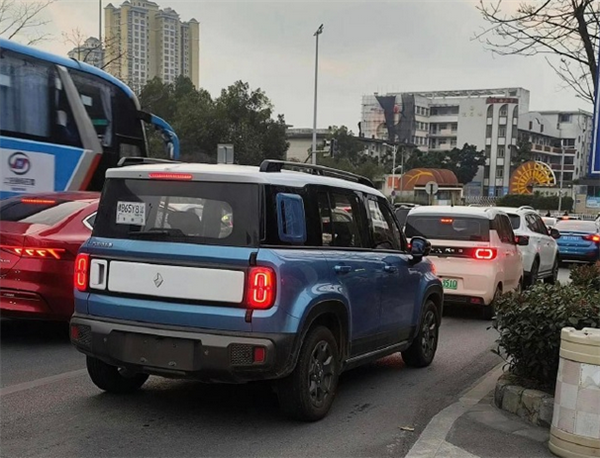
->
(317, 190, 364, 248)
(405, 215, 490, 242)
(93, 179, 260, 247)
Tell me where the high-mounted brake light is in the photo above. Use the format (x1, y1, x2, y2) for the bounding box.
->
(474, 248, 497, 260)
(0, 245, 65, 259)
(74, 253, 90, 292)
(246, 267, 276, 309)
(20, 198, 57, 205)
(440, 218, 453, 224)
(583, 234, 600, 243)
(148, 172, 193, 180)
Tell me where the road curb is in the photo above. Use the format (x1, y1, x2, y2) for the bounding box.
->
(494, 373, 554, 428)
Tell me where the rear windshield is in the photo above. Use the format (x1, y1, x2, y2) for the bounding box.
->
(555, 220, 598, 233)
(0, 198, 89, 226)
(405, 215, 490, 242)
(507, 214, 520, 230)
(93, 179, 260, 247)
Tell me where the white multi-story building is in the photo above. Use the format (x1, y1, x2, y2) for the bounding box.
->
(67, 37, 104, 68)
(104, 1, 199, 93)
(361, 88, 531, 197)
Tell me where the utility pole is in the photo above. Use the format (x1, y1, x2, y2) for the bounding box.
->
(558, 139, 565, 213)
(99, 0, 102, 44)
(311, 24, 323, 165)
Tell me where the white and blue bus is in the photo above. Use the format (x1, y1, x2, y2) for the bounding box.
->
(0, 38, 179, 199)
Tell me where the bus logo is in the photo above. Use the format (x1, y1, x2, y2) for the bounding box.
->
(8, 152, 31, 175)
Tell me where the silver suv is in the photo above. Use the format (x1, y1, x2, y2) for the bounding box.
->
(495, 206, 560, 286)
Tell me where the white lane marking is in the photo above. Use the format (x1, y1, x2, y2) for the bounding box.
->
(404, 364, 503, 458)
(0, 369, 86, 397)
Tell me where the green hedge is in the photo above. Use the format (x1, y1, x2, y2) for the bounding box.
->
(496, 194, 573, 211)
(570, 261, 600, 292)
(493, 276, 600, 388)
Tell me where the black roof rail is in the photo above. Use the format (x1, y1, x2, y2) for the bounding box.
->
(259, 160, 375, 188)
(117, 157, 181, 167)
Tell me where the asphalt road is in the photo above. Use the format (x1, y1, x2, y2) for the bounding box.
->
(0, 268, 571, 458)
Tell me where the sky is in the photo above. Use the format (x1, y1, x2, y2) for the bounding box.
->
(25, 0, 593, 132)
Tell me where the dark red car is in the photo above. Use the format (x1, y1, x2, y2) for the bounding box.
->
(0, 192, 99, 321)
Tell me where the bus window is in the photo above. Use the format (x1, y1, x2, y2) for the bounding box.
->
(68, 69, 114, 148)
(0, 51, 51, 139)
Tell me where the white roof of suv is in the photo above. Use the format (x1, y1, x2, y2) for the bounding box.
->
(408, 205, 507, 220)
(106, 162, 384, 198)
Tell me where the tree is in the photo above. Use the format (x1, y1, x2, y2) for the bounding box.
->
(0, 0, 54, 45)
(511, 137, 533, 170)
(476, 0, 599, 103)
(327, 126, 365, 162)
(62, 28, 126, 71)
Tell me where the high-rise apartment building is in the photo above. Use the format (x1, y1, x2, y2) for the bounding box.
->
(67, 37, 104, 68)
(104, 1, 199, 93)
(361, 88, 592, 197)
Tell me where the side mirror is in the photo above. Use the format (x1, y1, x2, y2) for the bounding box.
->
(516, 235, 530, 246)
(550, 228, 560, 239)
(276, 193, 307, 245)
(410, 236, 431, 262)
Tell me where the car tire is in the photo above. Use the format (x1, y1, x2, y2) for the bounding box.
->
(277, 326, 340, 422)
(544, 258, 559, 285)
(401, 300, 439, 368)
(86, 356, 149, 394)
(483, 286, 502, 320)
(526, 259, 539, 288)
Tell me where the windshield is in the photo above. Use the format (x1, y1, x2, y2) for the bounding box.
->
(405, 215, 490, 242)
(555, 220, 598, 233)
(93, 179, 260, 247)
(0, 198, 89, 226)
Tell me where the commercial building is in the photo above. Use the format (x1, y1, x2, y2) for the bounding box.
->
(104, 0, 199, 93)
(361, 89, 592, 198)
(285, 128, 330, 162)
(67, 37, 104, 68)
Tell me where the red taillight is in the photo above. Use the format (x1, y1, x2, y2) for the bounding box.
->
(440, 218, 453, 224)
(246, 267, 276, 309)
(20, 198, 57, 205)
(74, 253, 90, 292)
(0, 245, 65, 259)
(148, 172, 193, 180)
(474, 248, 497, 260)
(253, 347, 266, 363)
(583, 234, 600, 243)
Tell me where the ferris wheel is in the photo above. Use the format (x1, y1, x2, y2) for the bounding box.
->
(509, 161, 557, 195)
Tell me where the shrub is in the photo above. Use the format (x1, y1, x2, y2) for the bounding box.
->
(495, 194, 573, 211)
(570, 262, 600, 292)
(493, 283, 600, 388)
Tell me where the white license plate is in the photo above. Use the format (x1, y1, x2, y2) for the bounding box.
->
(561, 236, 579, 241)
(116, 201, 146, 226)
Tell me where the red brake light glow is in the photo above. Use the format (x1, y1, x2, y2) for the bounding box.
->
(583, 234, 600, 243)
(74, 253, 90, 292)
(0, 245, 65, 259)
(474, 248, 497, 260)
(20, 198, 57, 205)
(148, 172, 193, 180)
(246, 267, 276, 309)
(440, 218, 453, 224)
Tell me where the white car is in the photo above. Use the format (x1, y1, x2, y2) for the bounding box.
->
(495, 206, 560, 286)
(405, 206, 525, 319)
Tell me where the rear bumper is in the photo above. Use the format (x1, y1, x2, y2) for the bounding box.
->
(70, 314, 297, 383)
(432, 261, 497, 306)
(0, 288, 70, 321)
(558, 248, 600, 262)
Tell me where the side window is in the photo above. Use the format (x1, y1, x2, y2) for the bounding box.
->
(525, 214, 538, 233)
(318, 191, 363, 248)
(531, 214, 549, 235)
(0, 51, 51, 139)
(367, 198, 401, 250)
(499, 215, 516, 244)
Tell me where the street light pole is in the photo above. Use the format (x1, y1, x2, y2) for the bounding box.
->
(390, 144, 397, 201)
(311, 24, 323, 165)
(558, 139, 566, 213)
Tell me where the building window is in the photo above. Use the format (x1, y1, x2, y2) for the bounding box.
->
(499, 104, 508, 117)
(486, 125, 493, 138)
(451, 123, 457, 132)
(487, 105, 493, 119)
(529, 121, 533, 130)
(498, 126, 506, 137)
(496, 167, 504, 178)
(450, 139, 457, 147)
(497, 146, 505, 158)
(541, 124, 544, 133)
(559, 113, 572, 123)
(485, 145, 491, 157)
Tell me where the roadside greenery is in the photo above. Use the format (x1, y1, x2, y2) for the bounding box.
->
(493, 262, 600, 389)
(496, 193, 574, 211)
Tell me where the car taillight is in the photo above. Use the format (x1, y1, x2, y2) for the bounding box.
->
(473, 248, 497, 260)
(0, 245, 65, 259)
(246, 267, 276, 309)
(148, 172, 193, 180)
(583, 234, 600, 243)
(74, 253, 90, 292)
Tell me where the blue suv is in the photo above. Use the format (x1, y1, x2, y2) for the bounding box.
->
(70, 160, 443, 421)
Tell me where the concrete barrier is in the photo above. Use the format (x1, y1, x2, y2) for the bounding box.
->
(549, 327, 600, 458)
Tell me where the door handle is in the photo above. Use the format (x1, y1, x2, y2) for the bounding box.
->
(334, 265, 352, 274)
(383, 265, 397, 273)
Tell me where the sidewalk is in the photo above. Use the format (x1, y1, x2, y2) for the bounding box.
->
(405, 365, 555, 458)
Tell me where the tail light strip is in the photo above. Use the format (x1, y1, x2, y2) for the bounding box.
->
(0, 245, 65, 260)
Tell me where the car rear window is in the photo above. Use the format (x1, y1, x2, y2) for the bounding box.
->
(405, 215, 490, 242)
(555, 220, 598, 233)
(0, 198, 89, 226)
(93, 179, 260, 247)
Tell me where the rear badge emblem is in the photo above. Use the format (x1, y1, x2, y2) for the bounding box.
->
(153, 273, 164, 288)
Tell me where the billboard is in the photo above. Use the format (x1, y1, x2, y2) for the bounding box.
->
(590, 45, 600, 176)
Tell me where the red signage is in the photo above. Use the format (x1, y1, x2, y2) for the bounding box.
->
(486, 97, 519, 104)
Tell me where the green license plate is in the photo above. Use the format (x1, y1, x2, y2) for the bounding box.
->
(442, 279, 458, 290)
